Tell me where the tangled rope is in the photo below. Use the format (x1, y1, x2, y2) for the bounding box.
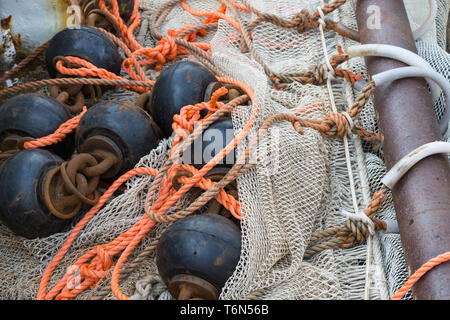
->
(33, 0, 381, 300)
(51, 0, 228, 92)
(36, 73, 382, 300)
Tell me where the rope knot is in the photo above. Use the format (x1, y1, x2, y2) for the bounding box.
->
(310, 65, 326, 85)
(342, 219, 371, 245)
(323, 112, 351, 137)
(291, 9, 312, 33)
(96, 245, 114, 271)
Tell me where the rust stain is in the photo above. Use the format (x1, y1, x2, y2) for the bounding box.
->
(1, 16, 12, 30)
(48, 0, 71, 31)
(1, 15, 22, 52)
(213, 255, 224, 266)
(186, 70, 192, 84)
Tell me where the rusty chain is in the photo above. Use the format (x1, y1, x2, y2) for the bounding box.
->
(43, 150, 119, 219)
(0, 136, 35, 166)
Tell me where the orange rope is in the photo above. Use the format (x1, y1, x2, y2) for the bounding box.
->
(24, 107, 87, 149)
(179, 1, 242, 32)
(35, 0, 375, 302)
(55, 0, 233, 88)
(37, 167, 158, 300)
(391, 251, 450, 300)
(55, 57, 152, 93)
(37, 0, 257, 299)
(227, 0, 251, 12)
(37, 76, 255, 301)
(146, 87, 242, 221)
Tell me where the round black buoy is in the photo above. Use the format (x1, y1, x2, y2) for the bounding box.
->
(75, 100, 162, 179)
(183, 117, 236, 169)
(0, 149, 71, 239)
(45, 26, 122, 78)
(147, 61, 218, 137)
(156, 214, 241, 300)
(0, 94, 74, 159)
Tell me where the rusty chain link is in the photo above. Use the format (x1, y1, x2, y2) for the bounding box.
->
(0, 136, 35, 166)
(43, 151, 119, 219)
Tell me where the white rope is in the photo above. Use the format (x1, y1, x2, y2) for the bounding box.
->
(381, 141, 450, 189)
(321, 1, 389, 299)
(317, 6, 336, 80)
(344, 85, 390, 300)
(131, 274, 167, 300)
(372, 66, 450, 135)
(317, 1, 373, 299)
(347, 44, 441, 103)
(342, 111, 354, 130)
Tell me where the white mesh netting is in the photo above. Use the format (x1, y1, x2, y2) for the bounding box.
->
(0, 0, 449, 300)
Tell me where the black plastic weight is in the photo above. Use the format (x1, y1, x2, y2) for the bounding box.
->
(75, 100, 162, 179)
(45, 26, 122, 78)
(0, 149, 70, 239)
(183, 117, 236, 169)
(148, 61, 218, 137)
(156, 214, 241, 299)
(0, 94, 74, 159)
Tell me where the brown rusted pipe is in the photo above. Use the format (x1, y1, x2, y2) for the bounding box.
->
(355, 0, 450, 300)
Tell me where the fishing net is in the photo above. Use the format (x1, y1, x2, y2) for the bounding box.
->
(0, 0, 449, 300)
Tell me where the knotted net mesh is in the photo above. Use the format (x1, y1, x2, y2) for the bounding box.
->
(0, 0, 448, 300)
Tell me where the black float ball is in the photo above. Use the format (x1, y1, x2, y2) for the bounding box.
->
(0, 94, 74, 159)
(148, 61, 218, 137)
(0, 149, 70, 239)
(75, 100, 162, 179)
(184, 117, 236, 169)
(156, 214, 241, 299)
(45, 26, 122, 78)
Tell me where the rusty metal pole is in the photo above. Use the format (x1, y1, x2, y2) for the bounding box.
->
(355, 0, 450, 300)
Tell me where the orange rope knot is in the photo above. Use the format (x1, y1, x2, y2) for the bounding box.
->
(149, 85, 243, 222)
(323, 112, 351, 137)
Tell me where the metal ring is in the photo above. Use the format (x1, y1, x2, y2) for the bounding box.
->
(43, 166, 82, 220)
